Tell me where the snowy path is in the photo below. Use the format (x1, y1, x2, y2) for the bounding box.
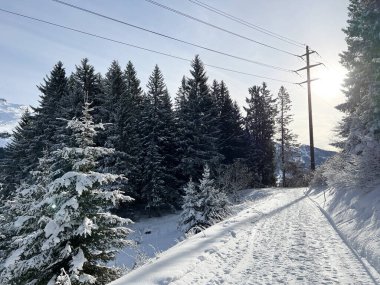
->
(110, 188, 379, 285)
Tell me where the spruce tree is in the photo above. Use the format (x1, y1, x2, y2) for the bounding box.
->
(175, 56, 222, 181)
(0, 62, 70, 198)
(0, 103, 133, 285)
(178, 178, 200, 233)
(212, 80, 246, 164)
(69, 59, 104, 122)
(174, 76, 190, 186)
(244, 83, 277, 186)
(174, 76, 188, 111)
(100, 61, 129, 184)
(276, 86, 301, 187)
(197, 165, 230, 228)
(0, 109, 38, 198)
(34, 61, 70, 149)
(140, 65, 179, 214)
(0, 151, 51, 283)
(178, 165, 229, 233)
(118, 61, 145, 202)
(103, 61, 126, 148)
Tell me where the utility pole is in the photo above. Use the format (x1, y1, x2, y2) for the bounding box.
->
(296, 45, 322, 171)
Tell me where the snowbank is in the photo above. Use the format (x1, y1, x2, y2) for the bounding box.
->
(309, 184, 380, 274)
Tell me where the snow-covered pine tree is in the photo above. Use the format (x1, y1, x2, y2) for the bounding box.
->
(244, 83, 277, 186)
(0, 102, 133, 285)
(178, 165, 229, 233)
(197, 165, 230, 228)
(175, 56, 222, 181)
(275, 86, 302, 187)
(178, 178, 200, 233)
(0, 150, 54, 284)
(140, 65, 179, 215)
(313, 0, 380, 190)
(338, 0, 380, 149)
(336, 0, 380, 178)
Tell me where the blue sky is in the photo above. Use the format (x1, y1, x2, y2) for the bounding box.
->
(0, 0, 349, 150)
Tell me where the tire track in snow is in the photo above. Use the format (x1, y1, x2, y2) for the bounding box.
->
(171, 211, 266, 285)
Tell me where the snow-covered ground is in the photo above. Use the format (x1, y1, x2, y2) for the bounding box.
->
(113, 213, 183, 269)
(110, 188, 380, 284)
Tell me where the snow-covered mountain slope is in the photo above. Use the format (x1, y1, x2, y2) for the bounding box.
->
(110, 188, 380, 285)
(274, 144, 335, 173)
(299, 144, 336, 168)
(0, 98, 27, 147)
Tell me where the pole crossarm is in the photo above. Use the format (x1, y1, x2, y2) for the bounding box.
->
(295, 62, 323, 72)
(296, 78, 319, 86)
(300, 49, 317, 57)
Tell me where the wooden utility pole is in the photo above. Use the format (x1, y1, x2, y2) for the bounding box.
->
(296, 45, 322, 171)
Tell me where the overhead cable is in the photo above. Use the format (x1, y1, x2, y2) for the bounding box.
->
(0, 8, 296, 85)
(143, 0, 302, 57)
(189, 0, 306, 48)
(51, 0, 293, 73)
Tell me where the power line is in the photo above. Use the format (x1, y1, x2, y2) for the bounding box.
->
(51, 0, 293, 73)
(142, 0, 301, 57)
(203, 65, 294, 84)
(0, 8, 296, 85)
(189, 0, 305, 48)
(189, 0, 306, 48)
(0, 9, 189, 62)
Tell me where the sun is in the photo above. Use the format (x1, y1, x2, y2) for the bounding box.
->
(313, 68, 346, 100)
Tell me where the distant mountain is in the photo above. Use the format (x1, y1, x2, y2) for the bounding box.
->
(299, 144, 336, 168)
(0, 98, 27, 147)
(275, 143, 336, 172)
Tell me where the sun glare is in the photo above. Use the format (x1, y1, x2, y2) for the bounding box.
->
(313, 68, 346, 100)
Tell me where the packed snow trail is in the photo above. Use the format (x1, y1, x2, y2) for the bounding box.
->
(110, 188, 379, 285)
